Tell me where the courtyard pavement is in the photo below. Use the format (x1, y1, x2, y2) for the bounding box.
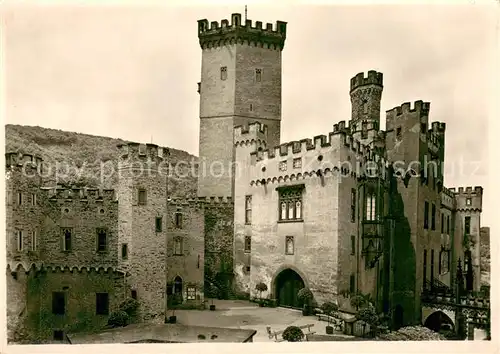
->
(172, 299, 355, 342)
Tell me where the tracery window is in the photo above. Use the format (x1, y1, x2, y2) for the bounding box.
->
(278, 186, 303, 222)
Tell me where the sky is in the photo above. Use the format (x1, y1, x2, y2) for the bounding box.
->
(2, 3, 498, 226)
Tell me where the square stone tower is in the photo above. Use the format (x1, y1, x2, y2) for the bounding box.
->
(197, 13, 287, 198)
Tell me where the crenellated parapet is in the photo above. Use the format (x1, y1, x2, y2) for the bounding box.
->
(441, 186, 456, 210)
(386, 100, 431, 118)
(449, 186, 483, 212)
(198, 13, 287, 50)
(350, 70, 383, 92)
(117, 142, 166, 161)
(247, 121, 389, 186)
(234, 122, 268, 148)
(169, 196, 233, 207)
(41, 186, 117, 203)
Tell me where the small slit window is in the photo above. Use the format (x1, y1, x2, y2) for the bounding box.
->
(220, 66, 227, 80)
(255, 68, 262, 82)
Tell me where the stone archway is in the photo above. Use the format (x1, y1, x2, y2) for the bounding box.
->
(424, 310, 455, 333)
(274, 268, 305, 309)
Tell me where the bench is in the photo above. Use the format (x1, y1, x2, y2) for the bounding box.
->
(267, 324, 316, 342)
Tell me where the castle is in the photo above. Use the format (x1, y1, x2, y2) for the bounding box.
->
(5, 12, 485, 342)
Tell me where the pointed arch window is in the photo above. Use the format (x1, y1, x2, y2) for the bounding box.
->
(365, 192, 376, 221)
(277, 185, 304, 222)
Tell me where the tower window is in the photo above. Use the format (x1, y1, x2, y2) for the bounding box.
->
(121, 243, 128, 260)
(351, 188, 356, 223)
(96, 228, 107, 252)
(361, 121, 368, 139)
(220, 66, 227, 80)
(131, 290, 137, 299)
(285, 236, 294, 255)
(249, 103, 253, 111)
(61, 228, 72, 251)
(351, 235, 355, 255)
(424, 202, 429, 229)
(31, 193, 37, 206)
(466, 198, 472, 206)
(244, 235, 251, 253)
(31, 230, 37, 251)
(155, 217, 163, 232)
(245, 196, 252, 224)
(396, 127, 402, 139)
(175, 213, 183, 228)
(17, 231, 23, 252)
(365, 192, 376, 221)
(431, 203, 436, 230)
(138, 189, 147, 205)
(349, 274, 355, 293)
(464, 216, 471, 235)
(362, 99, 368, 114)
(18, 192, 22, 205)
(174, 237, 183, 255)
(255, 68, 262, 82)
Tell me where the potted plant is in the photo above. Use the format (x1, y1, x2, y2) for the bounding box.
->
(255, 282, 268, 307)
(168, 293, 183, 323)
(350, 294, 367, 311)
(321, 302, 338, 334)
(297, 287, 313, 316)
(282, 326, 305, 342)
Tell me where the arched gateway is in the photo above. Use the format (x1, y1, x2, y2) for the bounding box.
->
(274, 268, 305, 309)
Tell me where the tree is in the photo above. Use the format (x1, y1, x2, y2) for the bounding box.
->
(350, 294, 367, 311)
(255, 282, 268, 305)
(282, 326, 304, 342)
(297, 288, 314, 315)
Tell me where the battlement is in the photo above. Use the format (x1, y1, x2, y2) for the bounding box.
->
(449, 186, 483, 196)
(168, 196, 233, 205)
(431, 121, 446, 133)
(5, 152, 43, 168)
(234, 122, 268, 146)
(441, 187, 456, 209)
(197, 13, 287, 50)
(41, 186, 117, 202)
(386, 100, 431, 117)
(350, 71, 383, 92)
(117, 142, 166, 161)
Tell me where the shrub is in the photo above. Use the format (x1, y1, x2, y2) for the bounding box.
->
(255, 282, 268, 301)
(119, 298, 140, 317)
(282, 326, 305, 342)
(297, 288, 313, 307)
(321, 302, 338, 316)
(107, 311, 129, 328)
(350, 295, 367, 311)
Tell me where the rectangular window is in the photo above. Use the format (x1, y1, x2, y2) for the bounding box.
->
(244, 236, 251, 253)
(175, 213, 183, 228)
(446, 215, 450, 234)
(423, 250, 427, 282)
(430, 250, 435, 281)
(131, 290, 137, 300)
(293, 158, 302, 169)
(396, 127, 402, 139)
(31, 230, 37, 251)
(285, 236, 294, 255)
(421, 123, 427, 133)
(121, 243, 128, 260)
(351, 235, 355, 255)
(155, 217, 163, 232)
(255, 68, 262, 82)
(351, 188, 356, 223)
(279, 161, 287, 172)
(349, 274, 355, 293)
(278, 187, 303, 222)
(220, 66, 227, 80)
(31, 193, 36, 206)
(464, 216, 471, 235)
(17, 231, 23, 252)
(187, 287, 196, 300)
(441, 214, 444, 233)
(174, 237, 183, 255)
(138, 189, 147, 205)
(96, 293, 109, 315)
(62, 228, 72, 251)
(365, 193, 376, 221)
(52, 292, 65, 315)
(96, 228, 107, 252)
(7, 191, 12, 205)
(431, 204, 436, 230)
(18, 192, 23, 205)
(424, 202, 429, 229)
(466, 198, 472, 206)
(245, 196, 252, 224)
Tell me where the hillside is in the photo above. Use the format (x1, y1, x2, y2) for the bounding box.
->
(5, 124, 198, 197)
